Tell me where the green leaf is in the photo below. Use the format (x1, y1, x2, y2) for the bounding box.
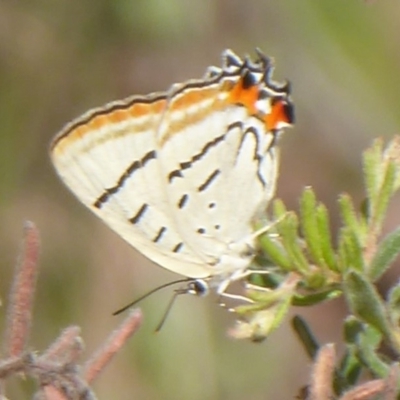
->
(388, 285, 400, 314)
(337, 227, 364, 273)
(338, 194, 364, 238)
(337, 228, 349, 272)
(231, 274, 299, 341)
(370, 161, 396, 232)
(362, 138, 383, 209)
(258, 231, 293, 271)
(231, 304, 291, 342)
(341, 319, 381, 387)
(272, 198, 288, 219)
(292, 315, 319, 359)
(299, 188, 324, 267)
(359, 323, 383, 350)
(356, 325, 389, 378)
(292, 287, 342, 306)
(247, 269, 282, 289)
(368, 226, 400, 281)
(279, 213, 310, 275)
(382, 136, 400, 192)
(343, 316, 364, 345)
(316, 203, 338, 272)
(387, 285, 400, 334)
(345, 230, 364, 272)
(338, 349, 362, 388)
(343, 318, 387, 379)
(343, 271, 392, 339)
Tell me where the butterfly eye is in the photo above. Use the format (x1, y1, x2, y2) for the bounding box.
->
(188, 279, 209, 297)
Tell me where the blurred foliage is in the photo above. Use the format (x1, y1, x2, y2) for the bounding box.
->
(1, 1, 400, 399)
(233, 138, 400, 397)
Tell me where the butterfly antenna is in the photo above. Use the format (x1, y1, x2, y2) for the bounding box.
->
(154, 280, 209, 332)
(154, 290, 181, 332)
(112, 278, 193, 316)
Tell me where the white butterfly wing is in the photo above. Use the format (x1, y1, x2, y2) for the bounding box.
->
(50, 49, 293, 281)
(157, 98, 271, 266)
(51, 96, 211, 278)
(156, 57, 288, 277)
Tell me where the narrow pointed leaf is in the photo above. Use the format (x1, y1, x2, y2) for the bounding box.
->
(337, 228, 349, 273)
(338, 194, 362, 237)
(299, 188, 325, 267)
(339, 349, 362, 387)
(343, 271, 391, 339)
(258, 232, 293, 271)
(370, 161, 396, 233)
(388, 285, 400, 330)
(279, 213, 310, 275)
(337, 227, 364, 273)
(369, 226, 400, 281)
(357, 325, 389, 378)
(292, 287, 342, 306)
(344, 230, 364, 272)
(272, 198, 288, 219)
(388, 285, 400, 313)
(231, 274, 299, 341)
(316, 203, 338, 272)
(382, 136, 400, 192)
(343, 316, 364, 345)
(292, 315, 319, 359)
(363, 138, 383, 209)
(342, 318, 375, 386)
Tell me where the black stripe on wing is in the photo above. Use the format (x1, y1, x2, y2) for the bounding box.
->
(167, 121, 243, 182)
(94, 150, 157, 209)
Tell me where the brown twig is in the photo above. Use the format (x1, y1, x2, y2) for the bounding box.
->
(382, 364, 399, 400)
(308, 344, 335, 400)
(0, 222, 143, 399)
(4, 221, 40, 358)
(340, 379, 386, 400)
(83, 309, 142, 383)
(40, 326, 83, 365)
(41, 385, 69, 400)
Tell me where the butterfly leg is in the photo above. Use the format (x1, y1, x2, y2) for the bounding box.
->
(216, 269, 272, 308)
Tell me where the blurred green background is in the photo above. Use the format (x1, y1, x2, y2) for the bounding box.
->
(1, 0, 400, 399)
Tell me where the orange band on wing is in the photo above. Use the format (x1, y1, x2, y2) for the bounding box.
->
(265, 100, 290, 131)
(228, 79, 291, 131)
(227, 78, 259, 115)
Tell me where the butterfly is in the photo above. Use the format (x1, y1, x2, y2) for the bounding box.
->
(50, 49, 294, 299)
